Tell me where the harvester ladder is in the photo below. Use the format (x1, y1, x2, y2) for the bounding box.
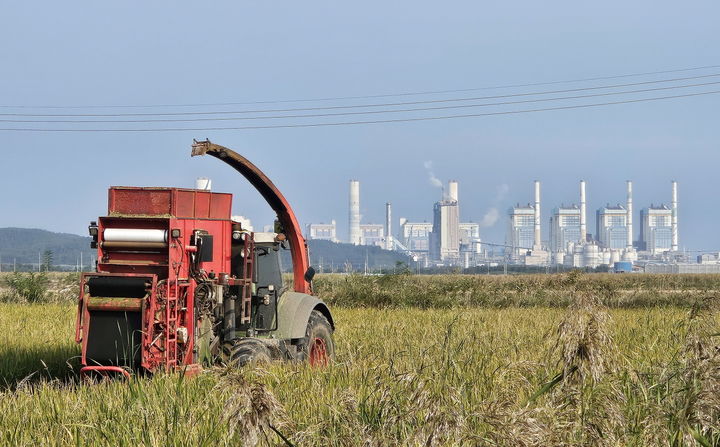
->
(239, 233, 255, 325)
(165, 281, 179, 369)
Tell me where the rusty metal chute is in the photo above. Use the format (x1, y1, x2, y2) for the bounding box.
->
(191, 139, 311, 294)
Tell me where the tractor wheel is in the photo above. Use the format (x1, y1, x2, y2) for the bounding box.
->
(297, 310, 335, 367)
(225, 338, 272, 367)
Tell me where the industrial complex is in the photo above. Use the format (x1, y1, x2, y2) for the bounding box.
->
(304, 178, 717, 272)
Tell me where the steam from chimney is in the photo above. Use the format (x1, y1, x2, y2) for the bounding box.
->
(480, 208, 499, 227)
(423, 161, 443, 189)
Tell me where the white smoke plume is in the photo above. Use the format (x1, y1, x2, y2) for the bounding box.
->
(423, 161, 443, 188)
(495, 183, 509, 202)
(480, 207, 499, 228)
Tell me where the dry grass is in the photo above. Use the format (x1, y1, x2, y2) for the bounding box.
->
(314, 272, 720, 308)
(0, 273, 718, 445)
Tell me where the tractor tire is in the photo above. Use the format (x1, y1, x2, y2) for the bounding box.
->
(225, 338, 272, 367)
(297, 310, 335, 366)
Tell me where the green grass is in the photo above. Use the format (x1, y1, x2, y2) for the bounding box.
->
(313, 272, 720, 308)
(0, 300, 718, 446)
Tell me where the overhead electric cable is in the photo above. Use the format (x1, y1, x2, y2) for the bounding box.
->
(0, 89, 717, 132)
(3, 80, 717, 124)
(1, 72, 719, 117)
(1, 63, 719, 109)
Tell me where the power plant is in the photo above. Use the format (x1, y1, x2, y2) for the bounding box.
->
(304, 176, 698, 271)
(509, 179, 682, 269)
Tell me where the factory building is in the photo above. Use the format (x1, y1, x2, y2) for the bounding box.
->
(596, 205, 629, 250)
(459, 222, 480, 245)
(429, 180, 460, 263)
(399, 220, 433, 251)
(507, 205, 535, 261)
(306, 221, 338, 242)
(645, 263, 720, 274)
(459, 222, 483, 267)
(698, 253, 720, 264)
(639, 206, 672, 254)
(360, 224, 385, 247)
(638, 182, 678, 255)
(552, 180, 589, 266)
(549, 205, 582, 254)
(506, 181, 548, 265)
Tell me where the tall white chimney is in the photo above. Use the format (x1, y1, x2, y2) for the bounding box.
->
(385, 202, 393, 250)
(349, 180, 361, 245)
(671, 180, 678, 251)
(448, 180, 459, 202)
(580, 180, 587, 244)
(626, 180, 633, 250)
(534, 180, 541, 249)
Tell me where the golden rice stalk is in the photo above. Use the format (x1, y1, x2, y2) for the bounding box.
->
(216, 368, 290, 447)
(556, 291, 614, 384)
(679, 298, 720, 445)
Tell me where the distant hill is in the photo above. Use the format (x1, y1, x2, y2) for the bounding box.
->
(0, 228, 411, 272)
(304, 239, 413, 273)
(0, 228, 94, 269)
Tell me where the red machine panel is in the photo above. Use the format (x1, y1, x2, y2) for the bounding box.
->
(79, 186, 235, 375)
(108, 187, 232, 219)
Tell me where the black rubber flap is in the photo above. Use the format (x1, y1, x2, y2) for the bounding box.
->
(88, 276, 148, 298)
(86, 311, 142, 367)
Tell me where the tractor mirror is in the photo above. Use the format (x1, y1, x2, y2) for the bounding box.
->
(304, 266, 316, 283)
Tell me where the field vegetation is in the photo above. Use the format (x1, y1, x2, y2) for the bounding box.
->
(0, 272, 718, 446)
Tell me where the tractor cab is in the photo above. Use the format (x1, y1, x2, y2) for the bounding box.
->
(231, 229, 284, 334)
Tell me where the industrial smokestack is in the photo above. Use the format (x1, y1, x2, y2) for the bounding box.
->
(626, 180, 633, 250)
(385, 202, 393, 250)
(534, 180, 541, 249)
(580, 180, 587, 244)
(349, 180, 361, 245)
(195, 177, 212, 191)
(448, 180, 459, 202)
(671, 180, 678, 251)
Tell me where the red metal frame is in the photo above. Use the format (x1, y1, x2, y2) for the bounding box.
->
(76, 272, 156, 367)
(78, 188, 235, 374)
(80, 366, 131, 379)
(239, 233, 255, 324)
(191, 140, 312, 294)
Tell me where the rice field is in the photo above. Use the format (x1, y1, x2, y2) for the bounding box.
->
(0, 273, 719, 446)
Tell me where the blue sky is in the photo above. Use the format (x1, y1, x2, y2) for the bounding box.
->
(0, 1, 718, 250)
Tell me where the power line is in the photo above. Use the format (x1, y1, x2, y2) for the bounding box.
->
(2, 63, 719, 109)
(3, 80, 717, 124)
(1, 89, 717, 132)
(1, 72, 719, 118)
